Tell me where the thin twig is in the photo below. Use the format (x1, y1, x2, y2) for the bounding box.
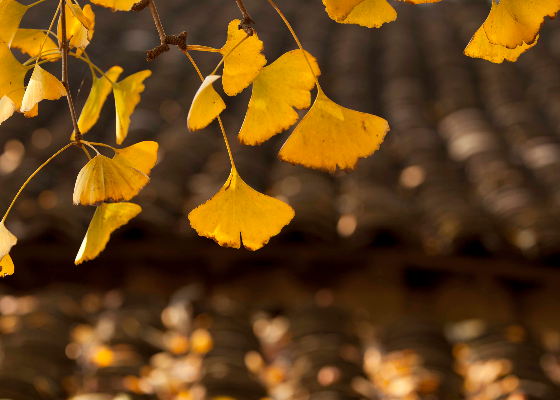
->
(148, 0, 166, 45)
(235, 0, 255, 35)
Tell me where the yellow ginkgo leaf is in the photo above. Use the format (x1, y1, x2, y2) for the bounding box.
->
(75, 203, 141, 265)
(0, 43, 38, 118)
(465, 26, 537, 64)
(341, 0, 396, 28)
(220, 19, 267, 96)
(21, 64, 66, 113)
(188, 75, 226, 131)
(113, 141, 159, 176)
(76, 66, 123, 135)
(483, 0, 560, 49)
(189, 167, 294, 250)
(0, 95, 16, 125)
(58, 3, 94, 49)
(0, 254, 14, 278)
(73, 155, 150, 206)
(0, 221, 17, 260)
(11, 29, 58, 59)
(322, 0, 365, 21)
(278, 89, 389, 173)
(0, 0, 29, 46)
(90, 0, 137, 11)
(71, 4, 95, 49)
(238, 50, 320, 146)
(113, 70, 152, 144)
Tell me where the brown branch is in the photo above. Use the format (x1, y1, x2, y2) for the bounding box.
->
(60, 0, 82, 144)
(235, 0, 255, 35)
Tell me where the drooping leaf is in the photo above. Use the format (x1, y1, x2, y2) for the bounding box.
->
(340, 0, 396, 28)
(112, 141, 159, 176)
(483, 0, 560, 49)
(90, 0, 137, 12)
(21, 64, 66, 113)
(465, 26, 537, 64)
(0, 255, 14, 278)
(76, 66, 123, 135)
(0, 221, 17, 260)
(239, 50, 320, 146)
(322, 0, 365, 21)
(278, 89, 389, 173)
(71, 4, 95, 49)
(113, 70, 151, 144)
(220, 19, 266, 96)
(11, 29, 59, 59)
(0, 95, 16, 124)
(187, 75, 226, 131)
(188, 167, 294, 250)
(57, 3, 94, 49)
(0, 42, 37, 119)
(75, 203, 141, 265)
(73, 155, 149, 206)
(0, 0, 29, 46)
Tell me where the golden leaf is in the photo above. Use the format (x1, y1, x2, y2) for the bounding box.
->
(220, 19, 266, 96)
(0, 0, 29, 46)
(483, 0, 560, 49)
(57, 3, 94, 49)
(0, 255, 14, 278)
(465, 26, 537, 64)
(187, 75, 226, 131)
(113, 141, 159, 176)
(340, 0, 397, 28)
(11, 29, 58, 59)
(322, 0, 365, 21)
(0, 221, 17, 260)
(0, 95, 16, 125)
(21, 64, 66, 113)
(278, 89, 389, 173)
(76, 66, 123, 135)
(239, 50, 320, 146)
(73, 155, 150, 206)
(75, 203, 141, 265)
(0, 42, 28, 103)
(188, 167, 294, 250)
(90, 0, 137, 11)
(113, 70, 151, 144)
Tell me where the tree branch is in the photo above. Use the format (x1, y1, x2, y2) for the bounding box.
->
(235, 0, 255, 35)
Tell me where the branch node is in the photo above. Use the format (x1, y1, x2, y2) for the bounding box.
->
(165, 31, 187, 51)
(146, 43, 170, 61)
(238, 16, 255, 36)
(131, 0, 149, 11)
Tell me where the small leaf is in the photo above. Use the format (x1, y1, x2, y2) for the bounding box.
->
(0, 95, 16, 125)
(73, 155, 149, 206)
(11, 29, 58, 59)
(21, 64, 67, 113)
(187, 75, 226, 131)
(90, 0, 138, 11)
(0, 255, 14, 278)
(340, 0, 397, 28)
(57, 3, 94, 49)
(188, 167, 294, 250)
(75, 203, 141, 265)
(76, 66, 123, 135)
(239, 50, 320, 146)
(0, 43, 38, 119)
(322, 0, 365, 21)
(0, 0, 29, 46)
(0, 221, 17, 260)
(113, 70, 151, 144)
(113, 141, 159, 176)
(220, 19, 266, 96)
(465, 25, 537, 64)
(278, 89, 389, 173)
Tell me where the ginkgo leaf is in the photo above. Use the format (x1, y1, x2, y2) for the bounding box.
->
(188, 167, 294, 250)
(188, 75, 226, 131)
(90, 0, 137, 11)
(73, 155, 150, 206)
(58, 3, 94, 49)
(0, 95, 16, 125)
(0, 43, 38, 119)
(483, 0, 560, 49)
(465, 26, 537, 64)
(341, 0, 396, 28)
(113, 141, 159, 176)
(0, 0, 29, 46)
(75, 203, 141, 265)
(220, 19, 266, 96)
(71, 4, 95, 49)
(21, 64, 67, 112)
(0, 221, 17, 260)
(113, 70, 151, 145)
(238, 50, 320, 146)
(76, 66, 123, 135)
(322, 0, 365, 21)
(278, 89, 389, 173)
(0, 255, 14, 278)
(11, 29, 58, 59)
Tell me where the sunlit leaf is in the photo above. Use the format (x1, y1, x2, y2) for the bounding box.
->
(0, 0, 29, 46)
(322, 0, 365, 21)
(341, 0, 396, 28)
(0, 255, 14, 278)
(0, 95, 16, 124)
(21, 64, 66, 113)
(483, 0, 560, 49)
(71, 4, 95, 49)
(57, 3, 94, 49)
(113, 70, 151, 144)
(187, 75, 226, 131)
(220, 19, 266, 96)
(76, 66, 123, 136)
(11, 29, 58, 59)
(239, 50, 320, 146)
(75, 203, 141, 265)
(0, 42, 28, 103)
(188, 167, 294, 250)
(90, 0, 137, 11)
(0, 221, 17, 260)
(278, 89, 389, 173)
(113, 141, 159, 176)
(73, 155, 149, 206)
(465, 25, 537, 64)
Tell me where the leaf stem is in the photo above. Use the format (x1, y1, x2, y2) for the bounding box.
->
(69, 53, 116, 85)
(82, 141, 101, 155)
(36, 0, 61, 66)
(83, 141, 117, 152)
(81, 145, 92, 160)
(28, 0, 47, 7)
(210, 33, 249, 76)
(186, 45, 221, 53)
(2, 144, 73, 223)
(23, 49, 61, 66)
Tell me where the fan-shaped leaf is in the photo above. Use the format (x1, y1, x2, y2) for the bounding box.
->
(0, 95, 16, 125)
(340, 0, 396, 28)
(113, 70, 151, 144)
(465, 25, 537, 64)
(11, 29, 58, 59)
(322, 0, 365, 21)
(0, 0, 29, 46)
(113, 141, 159, 176)
(0, 221, 17, 260)
(21, 64, 66, 113)
(0, 255, 14, 278)
(188, 75, 226, 131)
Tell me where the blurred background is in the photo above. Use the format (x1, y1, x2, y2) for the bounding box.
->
(2, 0, 560, 399)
